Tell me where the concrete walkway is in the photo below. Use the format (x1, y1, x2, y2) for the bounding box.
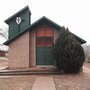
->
(32, 76, 56, 90)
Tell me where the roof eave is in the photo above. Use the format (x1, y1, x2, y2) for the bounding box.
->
(73, 34, 86, 44)
(4, 26, 31, 46)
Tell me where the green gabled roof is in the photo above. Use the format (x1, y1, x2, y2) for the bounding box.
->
(73, 34, 86, 44)
(31, 16, 62, 29)
(4, 16, 86, 45)
(4, 6, 31, 24)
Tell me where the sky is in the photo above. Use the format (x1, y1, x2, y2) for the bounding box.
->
(0, 0, 90, 45)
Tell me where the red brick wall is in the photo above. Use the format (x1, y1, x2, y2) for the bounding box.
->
(8, 31, 29, 69)
(54, 29, 59, 43)
(29, 30, 36, 66)
(8, 27, 60, 69)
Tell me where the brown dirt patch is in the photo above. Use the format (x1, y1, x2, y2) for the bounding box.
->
(53, 62, 90, 90)
(0, 58, 8, 68)
(0, 76, 35, 90)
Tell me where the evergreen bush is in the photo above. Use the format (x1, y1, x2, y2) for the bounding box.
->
(53, 27, 85, 73)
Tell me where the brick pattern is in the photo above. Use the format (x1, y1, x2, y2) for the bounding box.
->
(8, 27, 59, 69)
(8, 31, 29, 69)
(29, 30, 36, 66)
(54, 29, 59, 43)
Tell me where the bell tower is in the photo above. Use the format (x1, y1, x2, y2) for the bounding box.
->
(4, 6, 31, 39)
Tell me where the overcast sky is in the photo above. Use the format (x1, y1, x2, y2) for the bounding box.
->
(0, 0, 90, 44)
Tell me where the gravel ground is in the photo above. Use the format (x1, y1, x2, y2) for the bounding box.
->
(0, 76, 35, 90)
(53, 63, 90, 90)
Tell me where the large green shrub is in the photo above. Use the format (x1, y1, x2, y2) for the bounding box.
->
(53, 27, 85, 73)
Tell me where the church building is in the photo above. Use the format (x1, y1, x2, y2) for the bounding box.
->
(4, 6, 86, 69)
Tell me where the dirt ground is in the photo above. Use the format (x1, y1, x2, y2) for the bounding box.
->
(53, 62, 90, 90)
(0, 59, 90, 90)
(0, 76, 35, 90)
(0, 57, 8, 69)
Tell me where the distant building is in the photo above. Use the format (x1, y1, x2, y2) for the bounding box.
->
(4, 6, 86, 69)
(0, 50, 6, 57)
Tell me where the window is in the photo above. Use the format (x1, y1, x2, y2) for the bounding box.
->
(37, 37, 45, 47)
(36, 25, 53, 47)
(37, 37, 53, 47)
(45, 37, 53, 47)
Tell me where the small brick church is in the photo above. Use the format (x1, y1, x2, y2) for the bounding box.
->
(4, 6, 86, 69)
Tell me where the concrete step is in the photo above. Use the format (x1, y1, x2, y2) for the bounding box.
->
(0, 67, 61, 76)
(0, 70, 61, 76)
(0, 71, 61, 76)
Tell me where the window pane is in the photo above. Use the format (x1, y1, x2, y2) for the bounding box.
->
(37, 37, 45, 47)
(45, 37, 53, 47)
(37, 37, 53, 47)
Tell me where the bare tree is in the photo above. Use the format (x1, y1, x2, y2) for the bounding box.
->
(0, 28, 8, 51)
(82, 44, 90, 62)
(0, 28, 8, 39)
